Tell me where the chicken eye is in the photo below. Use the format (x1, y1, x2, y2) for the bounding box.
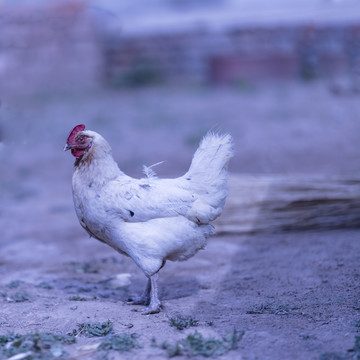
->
(78, 136, 85, 143)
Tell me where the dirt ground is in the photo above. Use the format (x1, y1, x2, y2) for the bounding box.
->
(0, 81, 360, 359)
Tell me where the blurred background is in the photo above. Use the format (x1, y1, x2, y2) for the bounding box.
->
(1, 0, 360, 239)
(0, 4, 360, 356)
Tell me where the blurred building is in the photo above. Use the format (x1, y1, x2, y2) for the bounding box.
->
(0, 1, 100, 94)
(1, 0, 360, 93)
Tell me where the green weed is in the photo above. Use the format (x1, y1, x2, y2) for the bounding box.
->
(36, 282, 54, 290)
(68, 257, 123, 274)
(68, 295, 96, 301)
(69, 320, 113, 337)
(169, 315, 199, 330)
(99, 333, 141, 352)
(161, 329, 244, 358)
(7, 280, 23, 289)
(246, 302, 298, 315)
(68, 260, 99, 274)
(0, 332, 75, 359)
(8, 291, 30, 302)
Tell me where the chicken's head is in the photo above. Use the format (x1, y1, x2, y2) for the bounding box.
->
(64, 124, 93, 158)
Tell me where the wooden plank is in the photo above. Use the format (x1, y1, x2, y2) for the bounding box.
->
(215, 175, 360, 234)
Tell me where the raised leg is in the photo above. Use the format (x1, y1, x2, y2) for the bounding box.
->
(127, 278, 151, 305)
(142, 273, 161, 315)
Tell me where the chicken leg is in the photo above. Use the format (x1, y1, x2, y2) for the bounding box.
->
(143, 274, 161, 315)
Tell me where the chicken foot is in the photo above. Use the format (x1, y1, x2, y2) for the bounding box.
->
(127, 278, 151, 306)
(127, 274, 161, 314)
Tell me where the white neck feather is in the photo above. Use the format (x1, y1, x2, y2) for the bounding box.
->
(73, 131, 123, 188)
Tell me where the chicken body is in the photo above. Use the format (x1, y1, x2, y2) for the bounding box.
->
(65, 126, 233, 314)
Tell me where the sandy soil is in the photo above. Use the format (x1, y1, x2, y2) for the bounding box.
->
(0, 81, 360, 359)
(1, 228, 360, 360)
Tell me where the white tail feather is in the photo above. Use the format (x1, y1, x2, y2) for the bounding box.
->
(184, 132, 234, 210)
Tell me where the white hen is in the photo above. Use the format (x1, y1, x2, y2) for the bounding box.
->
(65, 124, 233, 314)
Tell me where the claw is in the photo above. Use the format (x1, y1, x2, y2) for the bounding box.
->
(126, 278, 151, 306)
(127, 296, 149, 306)
(142, 304, 161, 315)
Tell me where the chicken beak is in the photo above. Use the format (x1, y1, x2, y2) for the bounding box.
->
(64, 143, 72, 151)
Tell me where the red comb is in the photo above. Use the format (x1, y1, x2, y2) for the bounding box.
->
(67, 124, 85, 143)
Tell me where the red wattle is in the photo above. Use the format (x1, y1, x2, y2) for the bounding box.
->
(71, 148, 85, 158)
